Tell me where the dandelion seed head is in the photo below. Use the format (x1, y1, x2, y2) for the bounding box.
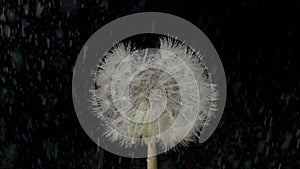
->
(91, 36, 218, 151)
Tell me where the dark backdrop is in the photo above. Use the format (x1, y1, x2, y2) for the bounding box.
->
(0, 0, 299, 168)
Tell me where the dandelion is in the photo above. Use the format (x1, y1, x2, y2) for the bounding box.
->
(91, 36, 218, 169)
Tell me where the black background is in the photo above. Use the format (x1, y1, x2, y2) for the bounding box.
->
(0, 0, 299, 168)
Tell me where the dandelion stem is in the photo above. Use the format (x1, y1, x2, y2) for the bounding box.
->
(147, 140, 157, 169)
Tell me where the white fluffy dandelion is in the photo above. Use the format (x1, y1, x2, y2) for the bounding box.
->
(90, 36, 218, 169)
